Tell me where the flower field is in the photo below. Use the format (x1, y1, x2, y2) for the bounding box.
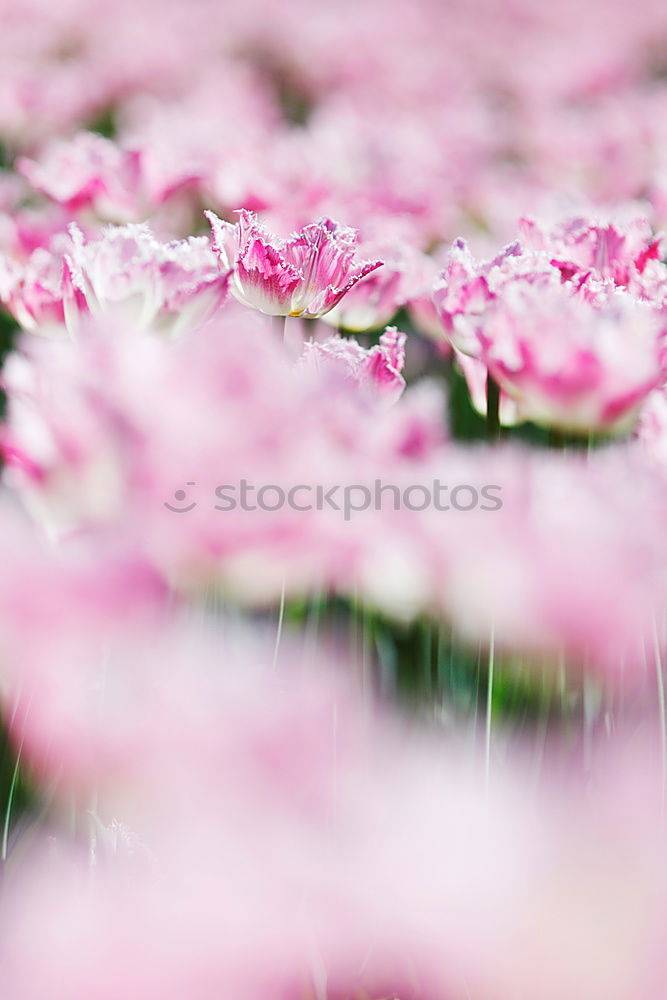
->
(1, 1, 667, 996)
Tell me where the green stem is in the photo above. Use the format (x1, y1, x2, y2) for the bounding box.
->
(486, 373, 500, 441)
(548, 428, 568, 450)
(422, 623, 433, 694)
(272, 580, 286, 668)
(2, 743, 23, 862)
(485, 629, 495, 794)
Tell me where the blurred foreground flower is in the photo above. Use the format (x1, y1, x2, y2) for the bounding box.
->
(3, 311, 667, 680)
(0, 574, 665, 1000)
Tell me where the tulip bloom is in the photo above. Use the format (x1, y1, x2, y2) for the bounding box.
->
(206, 209, 382, 318)
(0, 224, 231, 337)
(17, 132, 145, 222)
(300, 326, 406, 405)
(434, 235, 665, 434)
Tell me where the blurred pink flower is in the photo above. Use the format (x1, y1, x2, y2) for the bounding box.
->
(0, 311, 430, 591)
(518, 212, 667, 300)
(434, 235, 665, 433)
(4, 310, 667, 677)
(322, 239, 427, 332)
(17, 132, 146, 223)
(299, 326, 406, 406)
(0, 223, 230, 336)
(65, 223, 231, 335)
(0, 613, 666, 1000)
(426, 444, 667, 675)
(0, 236, 85, 335)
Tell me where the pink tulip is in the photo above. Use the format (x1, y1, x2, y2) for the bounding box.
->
(207, 208, 382, 318)
(0, 223, 230, 336)
(434, 233, 665, 433)
(17, 132, 145, 223)
(299, 326, 406, 405)
(322, 239, 427, 332)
